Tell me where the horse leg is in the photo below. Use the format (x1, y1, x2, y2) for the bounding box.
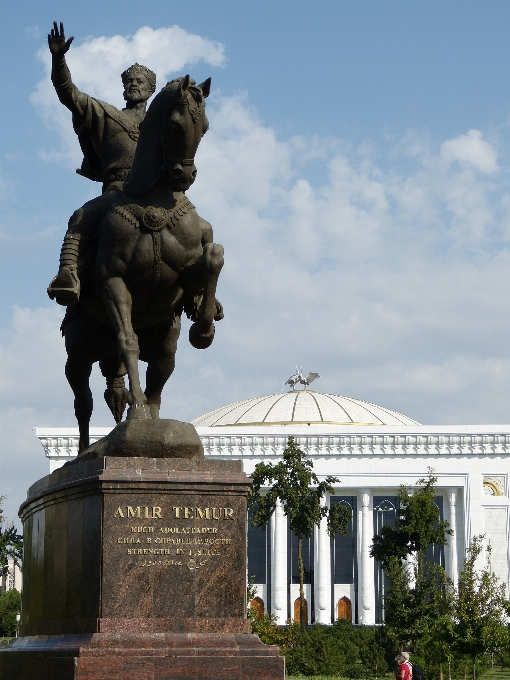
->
(189, 243, 224, 349)
(141, 316, 181, 419)
(99, 355, 129, 424)
(102, 276, 149, 418)
(65, 353, 93, 453)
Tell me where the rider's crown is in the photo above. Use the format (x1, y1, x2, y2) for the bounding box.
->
(121, 63, 156, 94)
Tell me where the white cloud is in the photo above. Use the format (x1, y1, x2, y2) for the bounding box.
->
(30, 25, 226, 166)
(440, 129, 498, 175)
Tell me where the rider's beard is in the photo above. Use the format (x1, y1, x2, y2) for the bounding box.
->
(124, 89, 143, 103)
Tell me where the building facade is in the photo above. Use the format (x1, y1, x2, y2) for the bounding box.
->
(36, 390, 510, 626)
(1, 559, 22, 594)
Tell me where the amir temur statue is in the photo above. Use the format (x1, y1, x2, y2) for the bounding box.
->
(46, 22, 156, 305)
(43, 21, 224, 447)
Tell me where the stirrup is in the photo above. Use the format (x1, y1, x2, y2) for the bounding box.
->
(47, 267, 80, 306)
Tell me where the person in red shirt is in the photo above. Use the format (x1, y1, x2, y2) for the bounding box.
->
(395, 653, 412, 680)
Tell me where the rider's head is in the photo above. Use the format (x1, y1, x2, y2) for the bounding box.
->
(121, 64, 156, 104)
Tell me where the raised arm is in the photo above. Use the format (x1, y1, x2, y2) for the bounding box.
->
(48, 21, 88, 113)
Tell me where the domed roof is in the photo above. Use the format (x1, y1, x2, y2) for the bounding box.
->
(191, 391, 420, 427)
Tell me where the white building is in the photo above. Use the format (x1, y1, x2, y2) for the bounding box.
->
(1, 559, 22, 594)
(36, 389, 510, 626)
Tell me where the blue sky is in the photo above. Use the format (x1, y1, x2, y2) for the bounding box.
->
(2, 0, 510, 523)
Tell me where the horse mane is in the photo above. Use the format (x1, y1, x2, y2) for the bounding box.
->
(124, 77, 205, 196)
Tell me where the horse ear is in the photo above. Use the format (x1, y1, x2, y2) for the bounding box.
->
(179, 74, 191, 96)
(198, 77, 211, 98)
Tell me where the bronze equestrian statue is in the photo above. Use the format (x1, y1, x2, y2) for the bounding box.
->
(46, 23, 223, 453)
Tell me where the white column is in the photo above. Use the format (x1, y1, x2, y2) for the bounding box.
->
(448, 490, 458, 587)
(406, 490, 416, 589)
(271, 500, 288, 625)
(315, 495, 332, 624)
(359, 489, 374, 624)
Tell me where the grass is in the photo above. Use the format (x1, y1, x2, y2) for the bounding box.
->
(287, 671, 510, 680)
(287, 674, 394, 680)
(482, 669, 510, 680)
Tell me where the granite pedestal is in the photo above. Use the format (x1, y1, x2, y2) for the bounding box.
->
(0, 424, 284, 679)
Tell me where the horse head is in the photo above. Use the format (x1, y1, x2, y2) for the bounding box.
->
(124, 75, 211, 196)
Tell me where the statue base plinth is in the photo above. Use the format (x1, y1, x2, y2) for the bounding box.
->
(0, 632, 284, 679)
(69, 418, 204, 462)
(0, 454, 284, 679)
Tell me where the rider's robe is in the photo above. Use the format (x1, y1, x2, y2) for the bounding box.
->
(52, 57, 143, 192)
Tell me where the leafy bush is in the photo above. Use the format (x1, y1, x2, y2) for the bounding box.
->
(285, 624, 350, 678)
(0, 589, 21, 637)
(343, 664, 373, 679)
(250, 612, 299, 652)
(353, 624, 389, 675)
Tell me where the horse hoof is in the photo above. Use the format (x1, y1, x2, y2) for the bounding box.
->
(104, 386, 129, 424)
(214, 299, 224, 321)
(189, 322, 215, 349)
(126, 404, 152, 420)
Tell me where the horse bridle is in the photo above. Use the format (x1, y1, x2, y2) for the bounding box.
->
(169, 90, 205, 168)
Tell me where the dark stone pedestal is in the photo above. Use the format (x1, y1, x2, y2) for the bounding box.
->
(0, 632, 284, 679)
(0, 452, 284, 679)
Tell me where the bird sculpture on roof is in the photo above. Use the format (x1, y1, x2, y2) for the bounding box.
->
(285, 368, 320, 390)
(285, 367, 302, 391)
(300, 372, 320, 389)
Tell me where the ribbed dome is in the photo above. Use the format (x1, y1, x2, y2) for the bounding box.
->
(191, 391, 420, 427)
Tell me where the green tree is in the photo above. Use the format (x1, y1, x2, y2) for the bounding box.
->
(371, 470, 452, 569)
(454, 535, 509, 680)
(370, 471, 453, 650)
(0, 589, 21, 638)
(384, 554, 453, 652)
(418, 614, 457, 680)
(249, 436, 350, 630)
(0, 496, 22, 577)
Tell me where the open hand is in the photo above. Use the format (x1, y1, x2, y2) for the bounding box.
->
(48, 21, 74, 59)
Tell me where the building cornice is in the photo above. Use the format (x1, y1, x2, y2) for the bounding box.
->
(35, 425, 510, 461)
(199, 432, 510, 457)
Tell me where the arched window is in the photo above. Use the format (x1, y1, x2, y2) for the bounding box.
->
(330, 496, 358, 622)
(337, 596, 352, 621)
(373, 497, 398, 623)
(426, 497, 446, 568)
(249, 596, 264, 619)
(293, 597, 308, 624)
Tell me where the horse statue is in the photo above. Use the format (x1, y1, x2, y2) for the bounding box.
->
(61, 75, 223, 453)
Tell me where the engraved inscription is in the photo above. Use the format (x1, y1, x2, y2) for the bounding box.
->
(114, 506, 162, 518)
(172, 507, 234, 519)
(113, 505, 235, 520)
(110, 500, 237, 570)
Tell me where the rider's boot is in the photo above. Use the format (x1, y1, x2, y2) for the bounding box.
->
(47, 233, 81, 306)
